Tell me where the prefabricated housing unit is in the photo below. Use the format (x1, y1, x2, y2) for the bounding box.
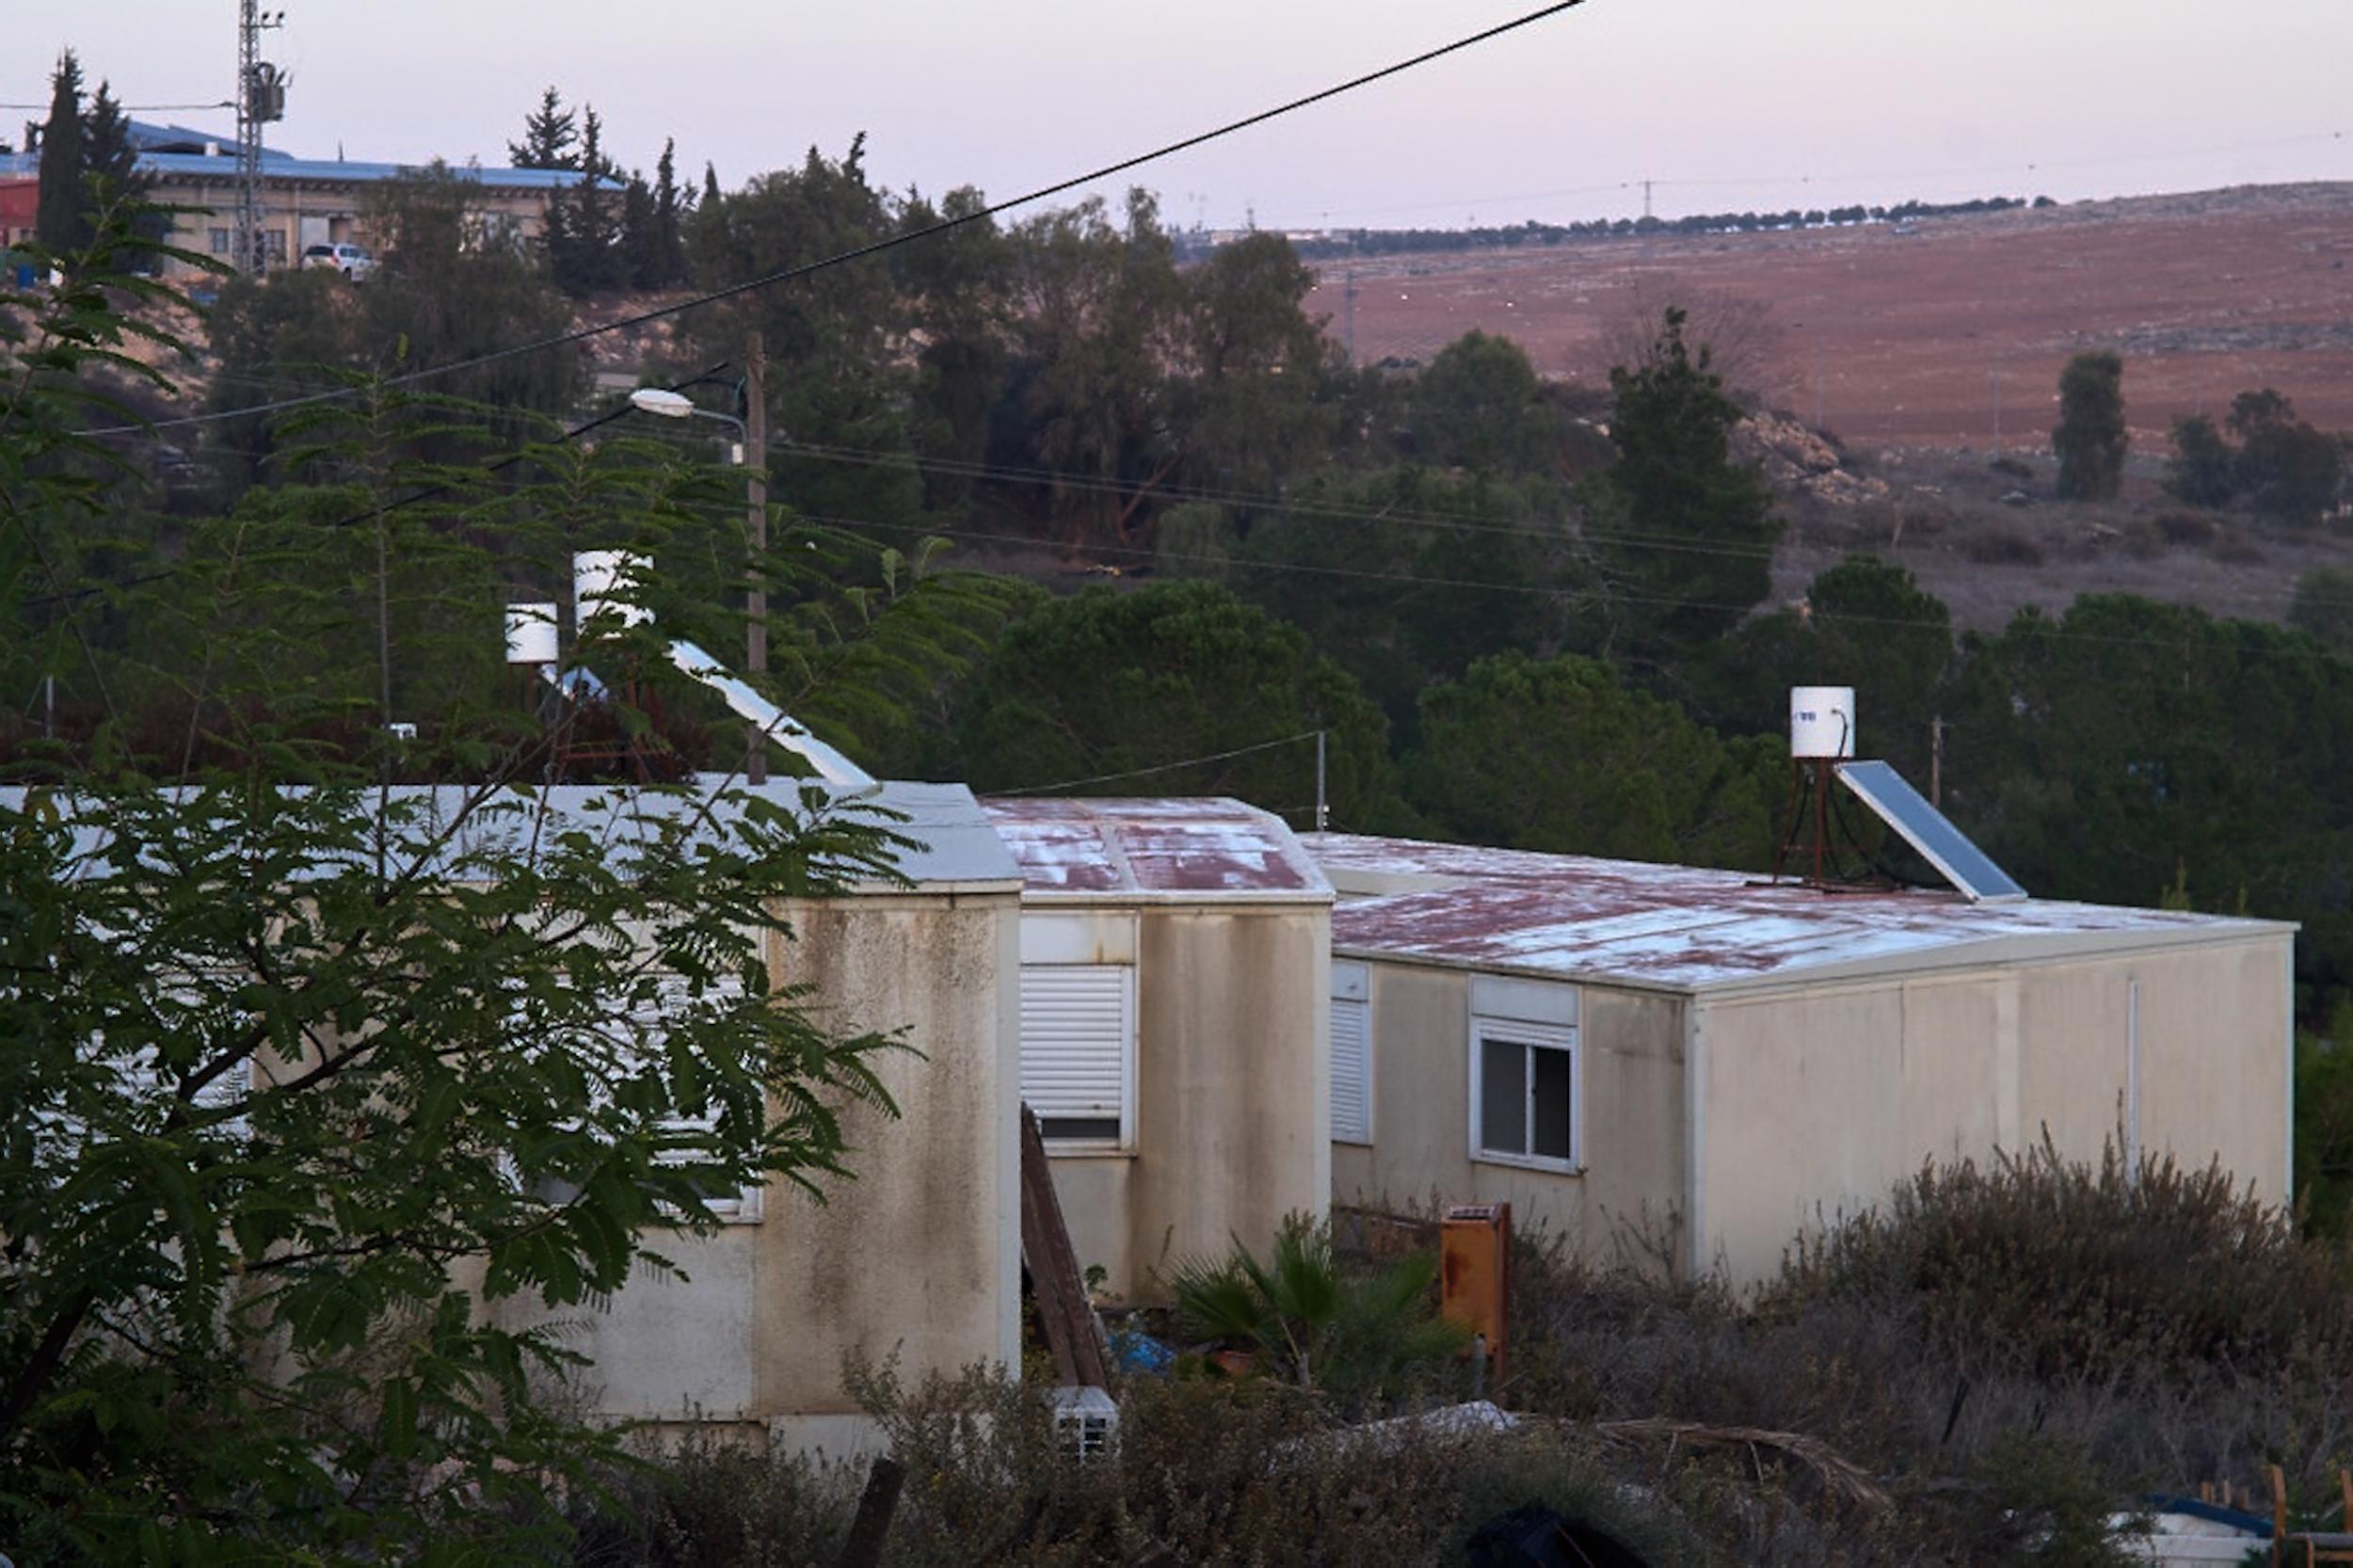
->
(981, 797, 1334, 1301)
(493, 781, 1027, 1453)
(1307, 833, 2295, 1288)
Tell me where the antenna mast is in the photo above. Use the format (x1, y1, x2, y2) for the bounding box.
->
(234, 1, 287, 274)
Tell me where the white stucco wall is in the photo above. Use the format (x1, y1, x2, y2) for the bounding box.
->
(496, 886, 1023, 1437)
(1330, 961, 1687, 1270)
(1050, 903, 1331, 1301)
(1692, 933, 2294, 1287)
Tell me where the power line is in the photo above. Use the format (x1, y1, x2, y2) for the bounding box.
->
(84, 408, 2353, 619)
(0, 101, 233, 111)
(994, 730, 1323, 796)
(808, 506, 2353, 660)
(20, 362, 734, 610)
(94, 0, 1593, 440)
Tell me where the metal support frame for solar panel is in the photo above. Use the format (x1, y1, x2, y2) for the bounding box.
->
(1835, 760, 2026, 903)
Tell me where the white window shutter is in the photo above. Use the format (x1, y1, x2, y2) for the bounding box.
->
(1330, 996, 1370, 1144)
(1019, 965, 1132, 1135)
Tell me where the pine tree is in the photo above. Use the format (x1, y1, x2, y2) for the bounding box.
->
(34, 51, 87, 252)
(619, 170, 657, 290)
(81, 81, 142, 192)
(651, 137, 686, 287)
(506, 87, 579, 170)
(548, 105, 622, 295)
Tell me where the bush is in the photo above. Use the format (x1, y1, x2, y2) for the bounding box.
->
(1493, 1146, 2353, 1565)
(1168, 1219, 1471, 1416)
(1965, 1432, 2147, 1568)
(2289, 567, 2353, 657)
(2153, 509, 2219, 549)
(1961, 518, 2047, 565)
(1766, 1136, 2353, 1384)
(574, 1363, 1689, 1567)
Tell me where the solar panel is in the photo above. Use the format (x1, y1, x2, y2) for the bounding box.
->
(1835, 760, 2027, 903)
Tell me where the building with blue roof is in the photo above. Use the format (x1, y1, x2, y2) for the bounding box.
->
(0, 119, 622, 276)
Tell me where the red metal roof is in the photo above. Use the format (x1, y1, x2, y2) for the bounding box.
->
(1309, 833, 2286, 993)
(979, 798, 1330, 900)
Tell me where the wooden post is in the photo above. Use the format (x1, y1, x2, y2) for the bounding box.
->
(832, 1455, 906, 1568)
(1019, 1104, 1110, 1388)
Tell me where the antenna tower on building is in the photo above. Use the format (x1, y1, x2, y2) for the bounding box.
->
(233, 0, 288, 274)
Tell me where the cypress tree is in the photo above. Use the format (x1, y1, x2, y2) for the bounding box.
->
(651, 137, 685, 287)
(34, 52, 87, 252)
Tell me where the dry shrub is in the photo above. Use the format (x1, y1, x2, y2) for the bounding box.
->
(1960, 517, 2047, 566)
(2153, 509, 2220, 549)
(579, 1146, 2353, 1565)
(1491, 1142, 2353, 1564)
(1767, 1137, 2353, 1384)
(574, 1361, 1687, 1568)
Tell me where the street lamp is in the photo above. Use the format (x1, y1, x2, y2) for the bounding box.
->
(629, 385, 747, 464)
(628, 378, 770, 783)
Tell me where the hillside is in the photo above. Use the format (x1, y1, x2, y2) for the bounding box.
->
(1311, 183, 2353, 451)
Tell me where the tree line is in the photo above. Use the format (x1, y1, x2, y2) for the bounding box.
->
(1261, 194, 2056, 262)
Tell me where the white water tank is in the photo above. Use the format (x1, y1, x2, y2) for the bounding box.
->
(573, 551, 650, 631)
(503, 601, 559, 665)
(1790, 686, 1856, 760)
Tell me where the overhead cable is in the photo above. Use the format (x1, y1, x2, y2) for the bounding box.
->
(94, 0, 1593, 438)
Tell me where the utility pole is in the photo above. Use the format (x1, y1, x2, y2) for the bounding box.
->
(233, 2, 288, 275)
(1315, 731, 1328, 833)
(1341, 269, 1357, 366)
(1929, 715, 1946, 808)
(1990, 369, 2001, 456)
(744, 329, 768, 786)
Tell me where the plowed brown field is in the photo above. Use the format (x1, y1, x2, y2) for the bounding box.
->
(1311, 184, 2353, 452)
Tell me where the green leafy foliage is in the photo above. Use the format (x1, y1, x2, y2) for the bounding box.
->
(1169, 1218, 1471, 1414)
(2289, 566, 2353, 657)
(1586, 307, 1780, 668)
(2052, 351, 2127, 501)
(2295, 1008, 2353, 1240)
(204, 164, 584, 479)
(2164, 412, 2236, 507)
(2228, 387, 2345, 524)
(33, 51, 88, 254)
(682, 136, 926, 532)
(952, 579, 1395, 828)
(0, 216, 1014, 1560)
(1407, 328, 1561, 473)
(1230, 465, 1581, 732)
(1693, 554, 1954, 778)
(1403, 652, 1783, 868)
(1947, 594, 2353, 998)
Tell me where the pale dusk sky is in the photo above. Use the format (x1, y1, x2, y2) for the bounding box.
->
(14, 0, 2351, 229)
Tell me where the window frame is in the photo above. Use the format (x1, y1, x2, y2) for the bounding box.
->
(1330, 961, 1373, 1145)
(1466, 1015, 1580, 1175)
(1018, 962, 1138, 1155)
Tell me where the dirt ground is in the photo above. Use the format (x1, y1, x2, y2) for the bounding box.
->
(1311, 184, 2353, 454)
